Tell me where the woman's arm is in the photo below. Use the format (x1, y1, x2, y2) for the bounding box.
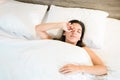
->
(35, 22, 67, 39)
(80, 47, 107, 75)
(59, 47, 107, 76)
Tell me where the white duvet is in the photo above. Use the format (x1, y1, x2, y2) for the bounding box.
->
(0, 36, 96, 80)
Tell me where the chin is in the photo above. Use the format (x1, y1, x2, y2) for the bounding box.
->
(69, 39, 78, 44)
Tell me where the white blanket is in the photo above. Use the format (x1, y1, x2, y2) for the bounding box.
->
(0, 36, 96, 80)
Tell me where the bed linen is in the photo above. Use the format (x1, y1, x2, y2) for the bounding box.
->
(15, 0, 120, 20)
(1, 17, 120, 80)
(0, 18, 120, 80)
(0, 0, 48, 39)
(91, 18, 120, 80)
(0, 37, 96, 80)
(0, 0, 120, 80)
(44, 5, 109, 49)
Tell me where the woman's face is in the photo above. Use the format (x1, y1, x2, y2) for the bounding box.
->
(64, 23, 82, 45)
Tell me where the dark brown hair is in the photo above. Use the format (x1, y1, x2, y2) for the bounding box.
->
(59, 20, 86, 47)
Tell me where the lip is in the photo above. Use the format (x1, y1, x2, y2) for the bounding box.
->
(70, 35, 77, 38)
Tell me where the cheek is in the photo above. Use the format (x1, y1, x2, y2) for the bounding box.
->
(77, 34, 82, 39)
(64, 32, 71, 36)
(65, 34, 71, 39)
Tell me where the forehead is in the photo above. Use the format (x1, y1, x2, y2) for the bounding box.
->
(72, 23, 82, 30)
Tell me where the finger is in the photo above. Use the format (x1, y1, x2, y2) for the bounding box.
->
(59, 67, 67, 72)
(59, 69, 72, 74)
(61, 70, 71, 74)
(63, 26, 71, 32)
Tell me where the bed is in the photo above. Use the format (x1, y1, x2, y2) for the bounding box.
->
(0, 0, 120, 80)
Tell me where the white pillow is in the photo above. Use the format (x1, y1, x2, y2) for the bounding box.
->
(0, 1, 48, 39)
(44, 5, 109, 49)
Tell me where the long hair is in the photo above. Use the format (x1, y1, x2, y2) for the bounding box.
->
(59, 20, 86, 47)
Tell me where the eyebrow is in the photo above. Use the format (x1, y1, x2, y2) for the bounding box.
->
(78, 28, 82, 31)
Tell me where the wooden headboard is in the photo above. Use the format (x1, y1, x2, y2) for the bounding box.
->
(16, 0, 120, 20)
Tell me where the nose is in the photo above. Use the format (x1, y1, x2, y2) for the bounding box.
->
(71, 29, 78, 35)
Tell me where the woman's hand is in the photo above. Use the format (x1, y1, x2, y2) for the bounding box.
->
(62, 22, 75, 32)
(59, 64, 81, 74)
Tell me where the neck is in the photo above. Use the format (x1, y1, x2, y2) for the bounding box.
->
(65, 40, 77, 45)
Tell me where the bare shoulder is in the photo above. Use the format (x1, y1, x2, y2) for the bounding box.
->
(82, 47, 104, 65)
(82, 47, 94, 54)
(82, 46, 98, 58)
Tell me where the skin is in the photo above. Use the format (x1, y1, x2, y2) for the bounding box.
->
(64, 23, 82, 45)
(35, 22, 107, 76)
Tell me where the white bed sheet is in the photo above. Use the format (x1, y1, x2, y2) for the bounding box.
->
(0, 18, 120, 80)
(92, 18, 120, 80)
(95, 18, 120, 69)
(0, 39, 96, 80)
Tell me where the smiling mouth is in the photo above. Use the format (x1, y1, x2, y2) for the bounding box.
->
(70, 35, 77, 38)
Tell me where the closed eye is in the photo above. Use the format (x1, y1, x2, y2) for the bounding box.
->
(77, 29, 82, 33)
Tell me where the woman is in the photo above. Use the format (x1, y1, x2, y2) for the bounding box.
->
(35, 20, 107, 76)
